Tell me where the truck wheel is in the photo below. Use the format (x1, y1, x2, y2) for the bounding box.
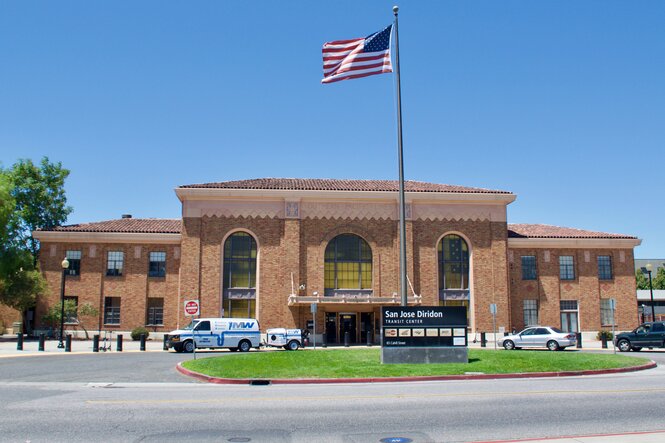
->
(617, 339, 631, 352)
(286, 340, 300, 351)
(238, 340, 251, 352)
(183, 340, 194, 353)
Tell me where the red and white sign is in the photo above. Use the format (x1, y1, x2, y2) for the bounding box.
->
(184, 300, 200, 316)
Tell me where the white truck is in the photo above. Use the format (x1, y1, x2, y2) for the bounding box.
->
(264, 328, 304, 351)
(167, 318, 261, 353)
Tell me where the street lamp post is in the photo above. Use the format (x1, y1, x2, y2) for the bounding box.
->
(58, 257, 69, 349)
(642, 264, 655, 322)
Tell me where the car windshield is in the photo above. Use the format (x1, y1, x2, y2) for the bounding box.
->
(550, 327, 564, 333)
(183, 320, 200, 330)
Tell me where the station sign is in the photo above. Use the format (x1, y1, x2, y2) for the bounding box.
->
(184, 299, 200, 316)
(381, 306, 467, 348)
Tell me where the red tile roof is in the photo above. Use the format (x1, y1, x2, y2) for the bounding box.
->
(179, 178, 512, 194)
(39, 219, 182, 234)
(508, 224, 637, 239)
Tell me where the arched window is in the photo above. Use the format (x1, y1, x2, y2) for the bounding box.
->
(324, 234, 372, 296)
(223, 232, 257, 318)
(438, 234, 469, 307)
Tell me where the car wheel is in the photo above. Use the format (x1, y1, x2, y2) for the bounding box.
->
(286, 340, 300, 351)
(617, 339, 631, 352)
(547, 340, 559, 351)
(503, 340, 515, 350)
(631, 347, 642, 352)
(238, 340, 251, 352)
(183, 340, 194, 353)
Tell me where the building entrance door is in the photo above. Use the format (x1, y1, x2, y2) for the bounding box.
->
(561, 312, 579, 333)
(360, 312, 373, 344)
(339, 313, 357, 344)
(325, 313, 337, 344)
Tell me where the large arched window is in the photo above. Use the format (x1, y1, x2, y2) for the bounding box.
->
(223, 232, 257, 318)
(438, 234, 469, 307)
(324, 234, 372, 296)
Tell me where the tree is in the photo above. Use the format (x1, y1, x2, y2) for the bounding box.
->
(76, 303, 99, 339)
(7, 157, 72, 264)
(652, 267, 665, 290)
(0, 157, 72, 333)
(636, 270, 650, 290)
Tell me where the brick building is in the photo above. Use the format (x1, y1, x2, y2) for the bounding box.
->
(2, 178, 641, 342)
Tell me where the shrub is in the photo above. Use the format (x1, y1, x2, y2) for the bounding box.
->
(131, 326, 150, 341)
(596, 330, 613, 341)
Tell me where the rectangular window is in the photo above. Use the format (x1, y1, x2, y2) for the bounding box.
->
(146, 298, 164, 325)
(521, 256, 537, 280)
(148, 252, 166, 277)
(64, 296, 78, 323)
(523, 299, 538, 326)
(227, 299, 256, 318)
(104, 297, 121, 324)
(559, 256, 575, 280)
(560, 300, 578, 311)
(597, 256, 613, 280)
(65, 250, 81, 276)
(106, 251, 124, 276)
(600, 299, 614, 326)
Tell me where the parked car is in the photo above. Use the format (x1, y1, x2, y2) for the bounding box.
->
(615, 322, 665, 352)
(498, 326, 577, 351)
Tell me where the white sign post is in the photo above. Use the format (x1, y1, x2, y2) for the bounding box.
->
(490, 304, 497, 350)
(311, 303, 318, 349)
(610, 298, 616, 354)
(184, 300, 199, 359)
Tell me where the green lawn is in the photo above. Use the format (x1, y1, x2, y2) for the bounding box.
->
(181, 348, 649, 379)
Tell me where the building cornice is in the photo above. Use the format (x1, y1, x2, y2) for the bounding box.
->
(174, 187, 517, 205)
(33, 231, 182, 245)
(508, 237, 641, 249)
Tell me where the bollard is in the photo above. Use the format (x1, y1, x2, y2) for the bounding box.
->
(140, 334, 146, 351)
(117, 334, 123, 352)
(93, 334, 99, 352)
(480, 332, 487, 348)
(344, 331, 350, 347)
(38, 333, 45, 351)
(366, 331, 372, 347)
(321, 332, 327, 348)
(601, 336, 608, 349)
(16, 332, 23, 351)
(65, 334, 72, 352)
(163, 334, 169, 351)
(576, 332, 582, 348)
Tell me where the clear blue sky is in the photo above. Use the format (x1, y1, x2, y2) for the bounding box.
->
(1, 2, 663, 258)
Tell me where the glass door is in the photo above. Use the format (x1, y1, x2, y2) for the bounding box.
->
(339, 313, 357, 344)
(560, 312, 578, 333)
(325, 313, 337, 344)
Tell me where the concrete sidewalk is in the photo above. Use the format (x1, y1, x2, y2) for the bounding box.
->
(0, 334, 618, 358)
(475, 429, 665, 443)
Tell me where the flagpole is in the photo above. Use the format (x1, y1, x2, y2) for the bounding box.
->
(393, 5, 407, 307)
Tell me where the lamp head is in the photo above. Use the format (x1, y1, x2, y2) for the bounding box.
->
(61, 258, 70, 270)
(646, 263, 653, 272)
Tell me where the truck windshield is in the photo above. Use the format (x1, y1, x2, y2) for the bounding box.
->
(183, 320, 200, 330)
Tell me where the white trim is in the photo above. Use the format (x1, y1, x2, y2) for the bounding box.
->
(508, 238, 641, 249)
(175, 187, 516, 204)
(33, 231, 181, 245)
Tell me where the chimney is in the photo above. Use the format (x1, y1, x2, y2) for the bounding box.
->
(121, 214, 132, 219)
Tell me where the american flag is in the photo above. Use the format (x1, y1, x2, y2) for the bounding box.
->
(321, 24, 393, 84)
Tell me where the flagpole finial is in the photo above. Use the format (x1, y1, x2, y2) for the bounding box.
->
(393, 5, 399, 14)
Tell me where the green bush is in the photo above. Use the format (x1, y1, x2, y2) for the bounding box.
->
(131, 326, 150, 341)
(596, 330, 614, 341)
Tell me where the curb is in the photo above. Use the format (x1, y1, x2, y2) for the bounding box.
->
(175, 359, 657, 385)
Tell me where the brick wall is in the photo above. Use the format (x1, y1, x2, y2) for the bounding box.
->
(508, 247, 638, 331)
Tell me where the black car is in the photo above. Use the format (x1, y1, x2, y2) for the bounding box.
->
(615, 322, 665, 352)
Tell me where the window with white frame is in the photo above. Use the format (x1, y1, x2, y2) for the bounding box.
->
(65, 250, 81, 276)
(600, 299, 614, 325)
(106, 251, 124, 276)
(148, 252, 166, 277)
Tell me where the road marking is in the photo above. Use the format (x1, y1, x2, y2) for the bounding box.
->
(86, 386, 665, 405)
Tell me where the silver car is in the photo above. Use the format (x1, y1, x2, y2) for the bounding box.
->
(498, 326, 577, 351)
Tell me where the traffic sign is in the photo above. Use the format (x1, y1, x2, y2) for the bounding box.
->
(184, 299, 200, 316)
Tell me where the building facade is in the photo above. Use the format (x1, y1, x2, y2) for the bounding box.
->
(2, 179, 642, 341)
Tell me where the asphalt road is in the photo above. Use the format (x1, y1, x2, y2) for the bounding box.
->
(0, 350, 664, 442)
